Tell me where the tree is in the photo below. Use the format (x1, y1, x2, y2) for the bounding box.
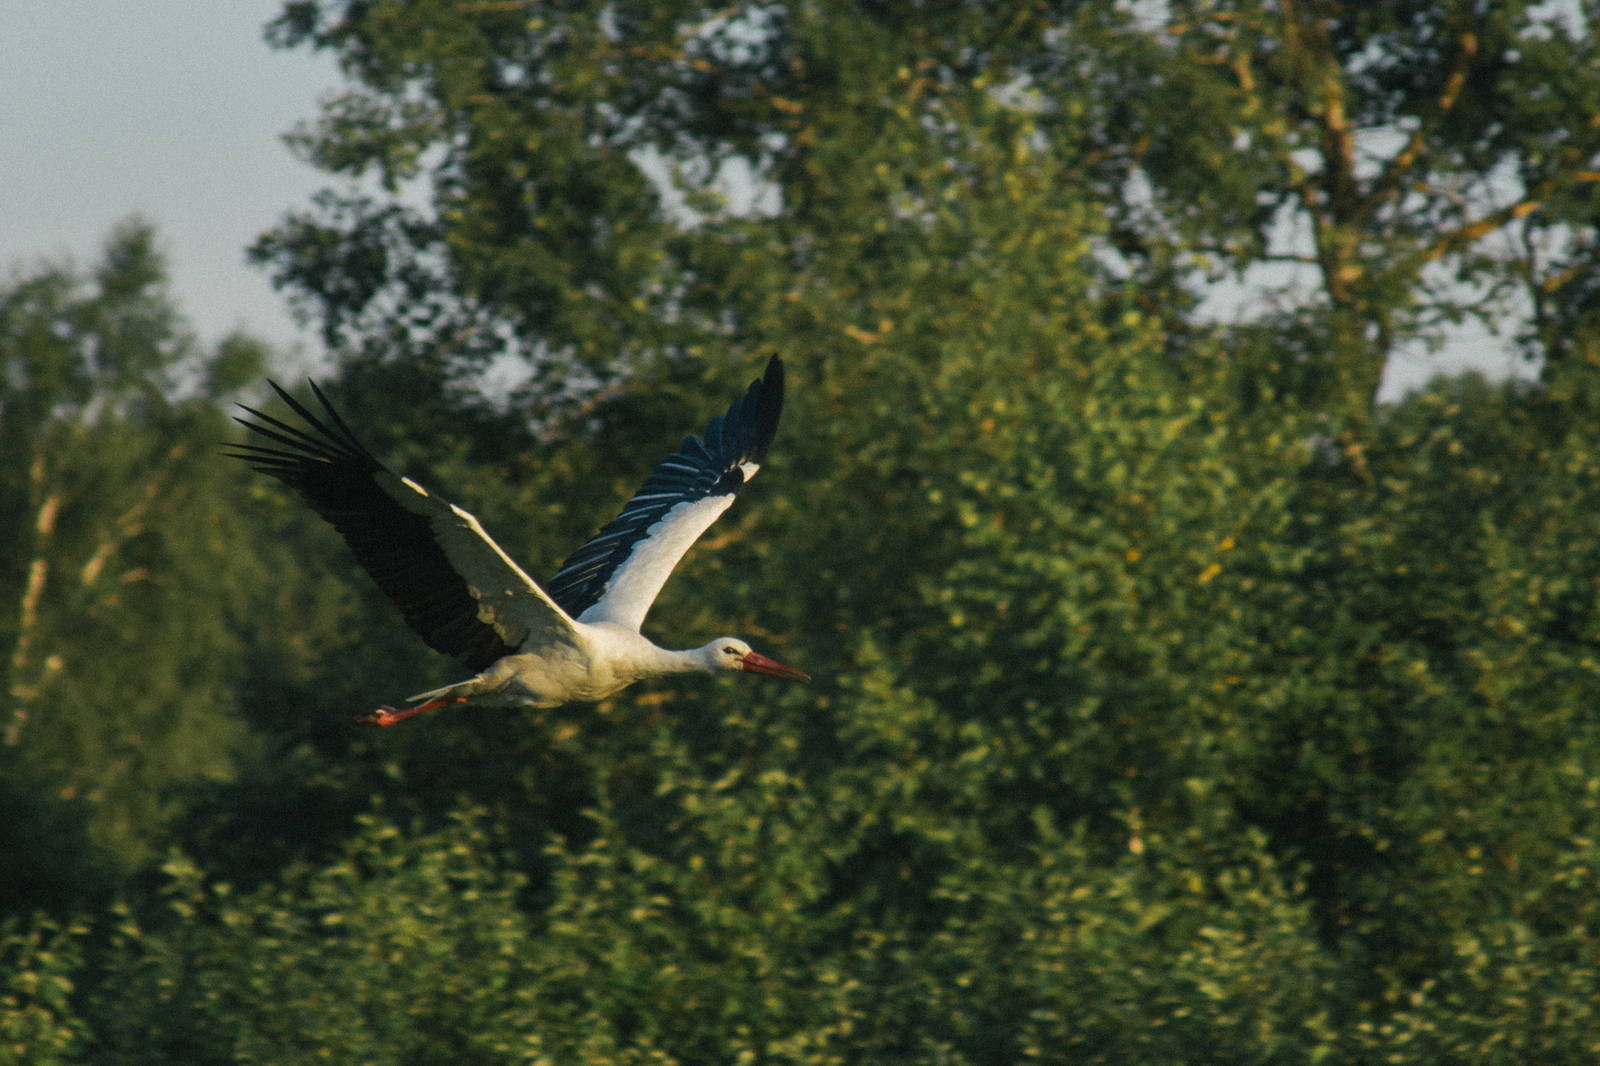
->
(92, 813, 534, 1066)
(0, 917, 84, 1066)
(1033, 0, 1600, 415)
(237, 10, 1354, 1054)
(14, 2, 1597, 1061)
(256, 1, 1600, 417)
(0, 221, 269, 910)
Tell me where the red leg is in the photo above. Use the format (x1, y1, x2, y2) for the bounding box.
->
(355, 696, 467, 727)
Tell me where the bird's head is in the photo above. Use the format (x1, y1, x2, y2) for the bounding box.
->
(703, 637, 810, 683)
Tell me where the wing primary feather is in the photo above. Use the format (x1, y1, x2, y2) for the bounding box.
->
(267, 380, 370, 459)
(742, 356, 784, 463)
(305, 379, 377, 455)
(232, 405, 353, 459)
(227, 379, 523, 672)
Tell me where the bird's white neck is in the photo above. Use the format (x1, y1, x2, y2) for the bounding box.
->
(640, 643, 719, 676)
(589, 626, 721, 680)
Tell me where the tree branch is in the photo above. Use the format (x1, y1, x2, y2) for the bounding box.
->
(8, 455, 59, 746)
(1418, 171, 1600, 265)
(1357, 31, 1479, 227)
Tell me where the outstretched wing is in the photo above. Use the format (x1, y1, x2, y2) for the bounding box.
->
(547, 356, 785, 632)
(227, 381, 579, 673)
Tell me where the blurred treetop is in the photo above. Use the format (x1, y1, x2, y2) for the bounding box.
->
(257, 0, 1600, 415)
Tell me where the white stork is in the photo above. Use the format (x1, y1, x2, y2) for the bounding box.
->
(228, 357, 807, 726)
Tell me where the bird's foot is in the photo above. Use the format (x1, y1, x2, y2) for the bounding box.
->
(355, 696, 465, 727)
(355, 705, 409, 727)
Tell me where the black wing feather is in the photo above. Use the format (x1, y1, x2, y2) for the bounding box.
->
(546, 356, 785, 620)
(226, 381, 519, 672)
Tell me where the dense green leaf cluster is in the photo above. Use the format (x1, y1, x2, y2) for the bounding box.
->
(0, 917, 83, 1066)
(0, 222, 274, 905)
(6, 1, 1600, 1061)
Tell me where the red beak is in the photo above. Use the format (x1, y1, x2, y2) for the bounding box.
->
(739, 650, 810, 683)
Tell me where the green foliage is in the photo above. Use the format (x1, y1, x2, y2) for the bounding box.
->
(8, 1, 1600, 1062)
(93, 813, 534, 1065)
(254, 0, 1600, 417)
(0, 222, 274, 906)
(1276, 375, 1600, 1058)
(0, 918, 85, 1066)
(1033, 0, 1600, 412)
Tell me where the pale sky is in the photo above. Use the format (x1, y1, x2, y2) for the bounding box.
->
(0, 1, 339, 367)
(0, 1, 1532, 400)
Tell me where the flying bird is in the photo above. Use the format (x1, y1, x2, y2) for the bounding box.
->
(228, 357, 807, 726)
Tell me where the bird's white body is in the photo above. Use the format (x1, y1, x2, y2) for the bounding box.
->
(230, 358, 807, 726)
(421, 624, 726, 710)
